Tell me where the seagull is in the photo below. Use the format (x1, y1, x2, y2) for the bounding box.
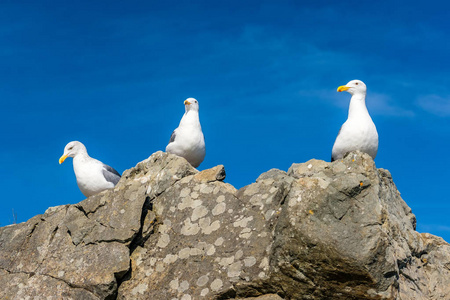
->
(59, 141, 121, 197)
(331, 80, 378, 161)
(166, 98, 206, 168)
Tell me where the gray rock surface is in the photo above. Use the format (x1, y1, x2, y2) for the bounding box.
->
(1, 151, 449, 299)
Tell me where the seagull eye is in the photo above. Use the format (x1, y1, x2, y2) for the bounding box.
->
(68, 147, 73, 150)
(355, 82, 359, 85)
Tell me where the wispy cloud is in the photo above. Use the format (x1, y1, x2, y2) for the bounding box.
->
(419, 224, 450, 233)
(416, 94, 450, 117)
(368, 93, 415, 117)
(297, 89, 415, 118)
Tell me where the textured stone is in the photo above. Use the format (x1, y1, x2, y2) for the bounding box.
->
(1, 150, 449, 300)
(194, 165, 226, 182)
(0, 151, 196, 299)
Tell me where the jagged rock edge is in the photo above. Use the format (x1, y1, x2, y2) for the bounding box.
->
(115, 168, 194, 296)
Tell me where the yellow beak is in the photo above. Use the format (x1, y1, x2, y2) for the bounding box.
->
(184, 100, 191, 105)
(337, 85, 350, 92)
(59, 154, 68, 164)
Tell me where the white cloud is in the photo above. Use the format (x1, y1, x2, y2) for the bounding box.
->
(297, 89, 415, 118)
(368, 93, 415, 117)
(419, 224, 450, 233)
(416, 94, 450, 117)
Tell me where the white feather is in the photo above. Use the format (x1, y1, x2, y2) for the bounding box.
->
(332, 80, 378, 161)
(166, 98, 206, 168)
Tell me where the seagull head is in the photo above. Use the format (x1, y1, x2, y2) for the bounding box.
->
(59, 141, 87, 164)
(184, 98, 199, 112)
(337, 80, 366, 96)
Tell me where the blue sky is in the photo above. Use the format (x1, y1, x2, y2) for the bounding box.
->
(1, 1, 449, 241)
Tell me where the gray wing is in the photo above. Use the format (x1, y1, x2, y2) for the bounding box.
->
(168, 130, 176, 144)
(102, 164, 121, 185)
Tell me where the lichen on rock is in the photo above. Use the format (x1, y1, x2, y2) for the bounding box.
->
(1, 151, 449, 299)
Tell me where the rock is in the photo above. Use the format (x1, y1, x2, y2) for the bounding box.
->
(245, 295, 284, 300)
(0, 151, 196, 300)
(1, 150, 449, 299)
(193, 165, 226, 182)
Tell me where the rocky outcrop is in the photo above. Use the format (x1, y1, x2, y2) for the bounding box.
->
(1, 151, 449, 299)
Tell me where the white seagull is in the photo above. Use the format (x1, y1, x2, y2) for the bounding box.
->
(331, 80, 378, 161)
(166, 98, 206, 168)
(59, 141, 121, 197)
